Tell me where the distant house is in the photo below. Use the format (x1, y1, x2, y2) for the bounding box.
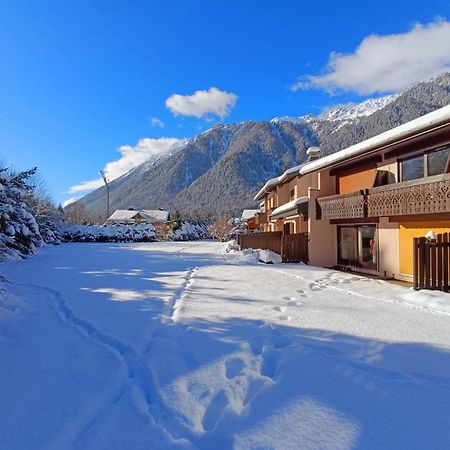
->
(241, 209, 261, 230)
(107, 209, 170, 225)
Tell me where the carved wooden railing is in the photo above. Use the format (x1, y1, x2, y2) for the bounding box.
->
(316, 173, 450, 220)
(317, 191, 365, 220)
(367, 173, 450, 217)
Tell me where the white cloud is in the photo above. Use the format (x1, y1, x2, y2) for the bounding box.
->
(150, 116, 164, 127)
(292, 20, 450, 95)
(68, 137, 187, 194)
(62, 197, 80, 207)
(165, 87, 238, 119)
(68, 178, 104, 193)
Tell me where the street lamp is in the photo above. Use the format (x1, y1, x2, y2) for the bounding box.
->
(100, 170, 110, 221)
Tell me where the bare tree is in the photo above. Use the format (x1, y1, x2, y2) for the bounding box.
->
(207, 214, 233, 242)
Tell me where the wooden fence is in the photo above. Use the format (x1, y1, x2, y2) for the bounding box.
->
(237, 232, 308, 263)
(413, 233, 450, 291)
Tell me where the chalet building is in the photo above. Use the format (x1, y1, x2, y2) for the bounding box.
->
(241, 209, 261, 230)
(107, 209, 170, 225)
(254, 105, 450, 282)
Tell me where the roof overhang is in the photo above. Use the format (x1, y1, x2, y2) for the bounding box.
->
(299, 104, 450, 176)
(254, 164, 305, 202)
(270, 197, 308, 220)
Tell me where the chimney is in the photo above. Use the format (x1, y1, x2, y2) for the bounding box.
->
(306, 146, 320, 161)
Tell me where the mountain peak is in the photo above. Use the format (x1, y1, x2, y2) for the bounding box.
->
(272, 93, 399, 125)
(74, 73, 450, 217)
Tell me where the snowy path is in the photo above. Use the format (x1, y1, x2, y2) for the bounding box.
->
(1, 242, 450, 449)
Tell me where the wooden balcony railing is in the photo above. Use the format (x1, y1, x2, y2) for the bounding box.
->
(317, 191, 366, 220)
(367, 173, 450, 217)
(317, 173, 450, 220)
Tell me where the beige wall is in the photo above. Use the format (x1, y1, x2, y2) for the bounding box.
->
(308, 170, 337, 267)
(377, 217, 399, 279)
(276, 183, 289, 205)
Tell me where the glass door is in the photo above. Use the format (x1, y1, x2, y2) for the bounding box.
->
(358, 226, 377, 269)
(338, 225, 377, 269)
(338, 227, 357, 265)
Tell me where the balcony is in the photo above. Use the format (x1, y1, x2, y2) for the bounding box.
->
(317, 191, 366, 220)
(317, 173, 450, 220)
(367, 173, 450, 217)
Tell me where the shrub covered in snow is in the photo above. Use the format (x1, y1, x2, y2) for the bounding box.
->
(171, 222, 209, 241)
(63, 224, 157, 243)
(224, 241, 282, 265)
(224, 239, 240, 253)
(0, 168, 45, 260)
(258, 249, 282, 264)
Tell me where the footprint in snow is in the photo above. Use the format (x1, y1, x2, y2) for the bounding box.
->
(225, 358, 245, 379)
(278, 315, 292, 321)
(285, 297, 302, 307)
(244, 378, 268, 406)
(272, 334, 292, 349)
(249, 336, 263, 356)
(272, 305, 287, 312)
(202, 390, 229, 432)
(261, 350, 279, 380)
(309, 281, 327, 291)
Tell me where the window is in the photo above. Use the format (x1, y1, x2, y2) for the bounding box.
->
(428, 146, 450, 176)
(289, 188, 296, 201)
(400, 146, 450, 181)
(401, 154, 424, 181)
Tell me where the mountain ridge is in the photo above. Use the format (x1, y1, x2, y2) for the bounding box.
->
(72, 73, 450, 218)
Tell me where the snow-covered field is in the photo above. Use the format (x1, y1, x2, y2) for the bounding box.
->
(1, 241, 450, 450)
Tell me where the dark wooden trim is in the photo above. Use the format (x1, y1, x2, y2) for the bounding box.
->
(384, 125, 450, 160)
(330, 156, 382, 177)
(331, 218, 379, 225)
(384, 125, 450, 159)
(413, 237, 419, 290)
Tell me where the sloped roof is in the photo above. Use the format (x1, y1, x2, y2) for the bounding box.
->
(300, 104, 450, 175)
(241, 209, 260, 221)
(140, 210, 170, 222)
(108, 210, 142, 221)
(270, 197, 308, 220)
(254, 104, 450, 201)
(108, 209, 169, 222)
(254, 163, 307, 202)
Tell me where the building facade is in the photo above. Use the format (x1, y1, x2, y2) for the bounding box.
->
(254, 105, 450, 281)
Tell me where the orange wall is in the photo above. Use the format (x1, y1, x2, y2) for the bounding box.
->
(338, 167, 376, 194)
(399, 221, 450, 275)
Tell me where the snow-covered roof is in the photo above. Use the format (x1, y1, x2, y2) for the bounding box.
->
(108, 209, 169, 222)
(241, 209, 260, 221)
(108, 210, 142, 221)
(256, 104, 450, 201)
(270, 197, 308, 220)
(254, 164, 306, 202)
(300, 104, 450, 176)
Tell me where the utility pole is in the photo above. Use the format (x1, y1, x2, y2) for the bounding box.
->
(100, 171, 110, 221)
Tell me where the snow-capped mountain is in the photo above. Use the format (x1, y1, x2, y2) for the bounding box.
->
(272, 94, 398, 125)
(72, 73, 450, 217)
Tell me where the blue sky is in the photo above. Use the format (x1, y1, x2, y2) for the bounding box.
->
(1, 0, 450, 205)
